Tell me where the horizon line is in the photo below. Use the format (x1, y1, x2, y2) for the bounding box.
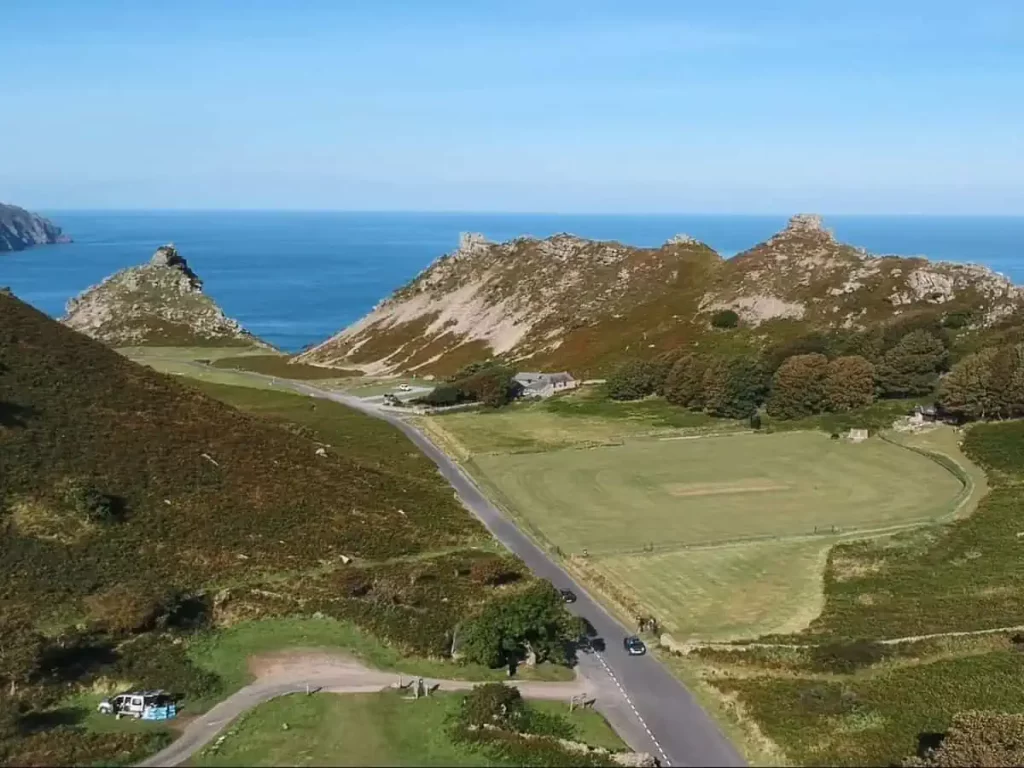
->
(35, 208, 1024, 218)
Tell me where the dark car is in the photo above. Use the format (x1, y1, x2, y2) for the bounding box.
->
(623, 635, 647, 656)
(559, 588, 577, 604)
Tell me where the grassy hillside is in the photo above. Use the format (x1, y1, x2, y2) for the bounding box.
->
(0, 293, 533, 765)
(299, 216, 1023, 379)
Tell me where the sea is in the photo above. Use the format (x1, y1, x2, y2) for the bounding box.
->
(2, 211, 1022, 352)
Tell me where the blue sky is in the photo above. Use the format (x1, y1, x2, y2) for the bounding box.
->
(2, 1, 1022, 213)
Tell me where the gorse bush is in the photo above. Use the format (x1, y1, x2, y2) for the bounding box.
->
(710, 309, 740, 329)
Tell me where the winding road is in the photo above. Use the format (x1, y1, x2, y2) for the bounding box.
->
(296, 384, 745, 768)
(143, 372, 745, 767)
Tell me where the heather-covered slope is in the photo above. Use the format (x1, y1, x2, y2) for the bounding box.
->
(298, 232, 722, 377)
(62, 244, 267, 347)
(301, 216, 1024, 378)
(0, 292, 537, 765)
(1, 291, 486, 623)
(0, 202, 70, 252)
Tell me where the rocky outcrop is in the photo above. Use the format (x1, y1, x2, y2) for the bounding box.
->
(303, 216, 1024, 377)
(701, 213, 1023, 329)
(62, 245, 269, 348)
(0, 203, 71, 252)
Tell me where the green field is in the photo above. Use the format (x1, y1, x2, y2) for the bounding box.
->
(432, 405, 970, 642)
(474, 431, 963, 555)
(194, 691, 624, 767)
(210, 354, 360, 379)
(597, 538, 832, 641)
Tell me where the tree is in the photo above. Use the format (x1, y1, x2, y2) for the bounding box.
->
(703, 357, 769, 419)
(765, 332, 836, 373)
(876, 330, 948, 398)
(710, 309, 739, 329)
(767, 353, 829, 419)
(939, 348, 999, 420)
(606, 360, 660, 401)
(420, 384, 463, 407)
(940, 343, 1024, 421)
(459, 583, 584, 670)
(824, 356, 876, 412)
(458, 683, 527, 730)
(663, 354, 708, 409)
(458, 366, 517, 408)
(904, 711, 1024, 767)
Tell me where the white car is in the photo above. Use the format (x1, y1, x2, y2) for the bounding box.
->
(397, 384, 413, 392)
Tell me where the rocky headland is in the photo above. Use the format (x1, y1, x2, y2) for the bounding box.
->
(0, 202, 71, 252)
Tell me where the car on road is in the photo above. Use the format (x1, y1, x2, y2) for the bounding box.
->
(397, 384, 413, 392)
(623, 635, 647, 656)
(559, 588, 577, 603)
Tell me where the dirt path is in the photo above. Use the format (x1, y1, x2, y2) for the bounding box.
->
(139, 651, 592, 767)
(675, 623, 1024, 654)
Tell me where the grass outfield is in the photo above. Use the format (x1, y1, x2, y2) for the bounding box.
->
(472, 431, 964, 555)
(594, 539, 833, 641)
(194, 690, 624, 767)
(423, 405, 737, 457)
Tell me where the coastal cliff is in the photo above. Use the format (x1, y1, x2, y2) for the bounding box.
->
(0, 203, 71, 252)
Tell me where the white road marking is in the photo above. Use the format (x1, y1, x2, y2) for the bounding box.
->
(594, 652, 671, 766)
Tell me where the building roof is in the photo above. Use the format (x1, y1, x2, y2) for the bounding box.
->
(514, 371, 574, 386)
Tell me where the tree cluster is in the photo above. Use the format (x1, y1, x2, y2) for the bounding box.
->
(458, 582, 584, 669)
(419, 360, 520, 408)
(606, 359, 670, 401)
(939, 343, 1024, 421)
(606, 321, 956, 421)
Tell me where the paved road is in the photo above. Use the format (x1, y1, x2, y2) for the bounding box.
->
(295, 384, 745, 767)
(140, 653, 593, 767)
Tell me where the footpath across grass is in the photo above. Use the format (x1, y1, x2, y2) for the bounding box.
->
(194, 690, 624, 767)
(187, 617, 575, 712)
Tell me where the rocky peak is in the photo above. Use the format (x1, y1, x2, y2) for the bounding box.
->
(456, 232, 491, 254)
(666, 233, 700, 246)
(62, 245, 267, 348)
(770, 213, 837, 244)
(149, 243, 201, 288)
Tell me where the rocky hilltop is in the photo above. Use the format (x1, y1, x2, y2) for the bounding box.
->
(0, 202, 71, 252)
(299, 216, 1024, 377)
(298, 231, 721, 376)
(701, 214, 1022, 329)
(62, 244, 269, 348)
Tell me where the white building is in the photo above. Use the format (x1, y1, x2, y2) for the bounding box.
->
(513, 371, 578, 399)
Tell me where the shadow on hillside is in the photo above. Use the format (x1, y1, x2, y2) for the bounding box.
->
(0, 400, 38, 428)
(18, 707, 87, 734)
(40, 635, 118, 683)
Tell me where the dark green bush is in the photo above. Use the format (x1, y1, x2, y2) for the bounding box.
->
(711, 309, 740, 329)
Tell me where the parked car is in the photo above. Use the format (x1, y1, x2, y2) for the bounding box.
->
(98, 690, 178, 721)
(623, 635, 647, 656)
(559, 588, 577, 604)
